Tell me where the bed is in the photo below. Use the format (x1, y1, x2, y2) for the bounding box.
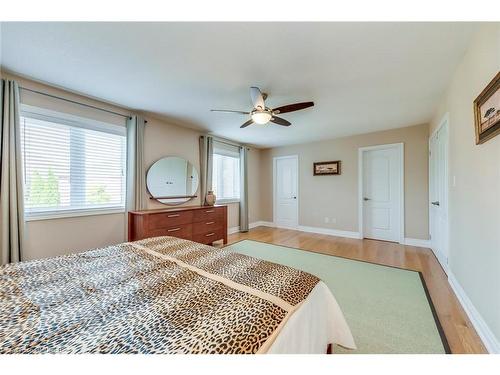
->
(0, 236, 355, 354)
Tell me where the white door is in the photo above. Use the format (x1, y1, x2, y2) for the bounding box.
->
(429, 120, 449, 271)
(362, 146, 402, 242)
(274, 156, 298, 228)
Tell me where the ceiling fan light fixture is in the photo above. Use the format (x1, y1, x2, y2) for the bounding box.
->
(212, 86, 314, 128)
(251, 111, 272, 124)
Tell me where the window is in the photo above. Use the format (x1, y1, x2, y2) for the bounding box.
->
(20, 108, 126, 219)
(212, 141, 240, 202)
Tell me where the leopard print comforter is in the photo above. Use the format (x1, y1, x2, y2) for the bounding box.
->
(0, 236, 319, 354)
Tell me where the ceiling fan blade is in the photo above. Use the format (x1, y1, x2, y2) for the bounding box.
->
(270, 116, 291, 126)
(250, 87, 265, 110)
(240, 119, 254, 128)
(273, 101, 314, 114)
(211, 109, 250, 114)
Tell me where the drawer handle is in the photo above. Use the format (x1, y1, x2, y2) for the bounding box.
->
(167, 227, 181, 232)
(205, 210, 215, 213)
(205, 232, 215, 237)
(206, 221, 215, 225)
(167, 214, 180, 218)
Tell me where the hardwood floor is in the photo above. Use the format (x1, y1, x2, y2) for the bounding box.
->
(223, 226, 487, 354)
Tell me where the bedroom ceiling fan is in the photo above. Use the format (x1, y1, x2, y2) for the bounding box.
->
(210, 87, 314, 128)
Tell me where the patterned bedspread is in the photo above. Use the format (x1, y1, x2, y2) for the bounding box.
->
(0, 236, 319, 354)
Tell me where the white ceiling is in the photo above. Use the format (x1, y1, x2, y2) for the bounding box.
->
(1, 22, 477, 147)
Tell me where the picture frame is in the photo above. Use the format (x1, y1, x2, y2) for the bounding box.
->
(473, 71, 500, 145)
(313, 160, 341, 176)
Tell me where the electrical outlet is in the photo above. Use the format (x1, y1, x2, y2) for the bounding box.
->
(331, 218, 337, 224)
(324, 217, 329, 223)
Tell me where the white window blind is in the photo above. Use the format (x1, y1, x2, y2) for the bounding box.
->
(212, 141, 241, 202)
(20, 110, 126, 218)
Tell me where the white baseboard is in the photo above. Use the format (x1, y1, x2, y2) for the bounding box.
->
(249, 221, 267, 229)
(228, 221, 266, 235)
(227, 226, 240, 235)
(247, 221, 361, 240)
(248, 221, 273, 228)
(296, 225, 361, 239)
(403, 238, 431, 248)
(429, 245, 449, 274)
(243, 223, 433, 247)
(448, 272, 499, 353)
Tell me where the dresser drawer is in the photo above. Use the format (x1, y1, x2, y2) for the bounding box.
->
(193, 229, 225, 245)
(193, 220, 223, 235)
(149, 224, 192, 240)
(192, 207, 224, 223)
(148, 210, 194, 230)
(129, 205, 227, 244)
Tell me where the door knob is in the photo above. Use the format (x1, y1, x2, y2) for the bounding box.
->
(363, 197, 370, 201)
(431, 201, 440, 206)
(293, 196, 297, 199)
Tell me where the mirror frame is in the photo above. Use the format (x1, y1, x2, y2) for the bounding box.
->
(146, 156, 199, 206)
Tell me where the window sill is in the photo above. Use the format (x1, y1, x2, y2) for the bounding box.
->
(25, 208, 125, 222)
(215, 199, 240, 205)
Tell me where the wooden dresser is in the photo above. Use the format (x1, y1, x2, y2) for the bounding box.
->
(128, 205, 227, 245)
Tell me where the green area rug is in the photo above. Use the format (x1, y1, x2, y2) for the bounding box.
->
(225, 240, 449, 354)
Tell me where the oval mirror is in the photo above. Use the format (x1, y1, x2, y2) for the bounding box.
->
(146, 157, 199, 205)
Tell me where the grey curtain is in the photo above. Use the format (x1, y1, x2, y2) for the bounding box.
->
(0, 79, 25, 265)
(199, 135, 213, 205)
(239, 146, 249, 232)
(126, 115, 147, 219)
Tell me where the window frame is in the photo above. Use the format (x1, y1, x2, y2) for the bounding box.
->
(20, 105, 127, 221)
(212, 143, 241, 204)
(215, 197, 241, 205)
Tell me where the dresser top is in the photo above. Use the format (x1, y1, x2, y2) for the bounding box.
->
(128, 205, 226, 215)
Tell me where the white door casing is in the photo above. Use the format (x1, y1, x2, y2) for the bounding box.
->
(359, 143, 404, 243)
(429, 114, 449, 272)
(273, 155, 298, 228)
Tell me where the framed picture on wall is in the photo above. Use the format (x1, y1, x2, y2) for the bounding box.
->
(473, 71, 500, 144)
(313, 161, 341, 175)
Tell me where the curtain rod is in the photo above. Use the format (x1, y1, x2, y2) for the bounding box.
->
(208, 136, 245, 149)
(215, 139, 242, 148)
(19, 86, 132, 120)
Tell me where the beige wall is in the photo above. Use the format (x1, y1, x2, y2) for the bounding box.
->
(3, 73, 260, 260)
(429, 24, 500, 346)
(260, 123, 430, 239)
(23, 213, 125, 261)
